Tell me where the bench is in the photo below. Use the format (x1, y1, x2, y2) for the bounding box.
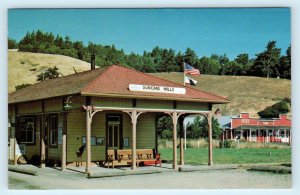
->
(135, 149, 161, 167)
(104, 149, 115, 168)
(104, 149, 161, 168)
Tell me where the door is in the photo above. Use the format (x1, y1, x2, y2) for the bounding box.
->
(107, 123, 120, 149)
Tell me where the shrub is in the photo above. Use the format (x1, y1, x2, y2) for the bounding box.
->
(15, 83, 32, 90)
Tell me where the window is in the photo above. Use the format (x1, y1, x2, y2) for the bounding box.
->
(19, 116, 35, 144)
(49, 115, 58, 146)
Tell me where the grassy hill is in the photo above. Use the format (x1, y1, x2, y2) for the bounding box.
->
(151, 73, 291, 117)
(8, 50, 291, 117)
(8, 50, 90, 93)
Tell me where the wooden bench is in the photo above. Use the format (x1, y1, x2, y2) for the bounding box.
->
(104, 149, 161, 168)
(117, 149, 133, 163)
(135, 149, 161, 167)
(104, 149, 115, 168)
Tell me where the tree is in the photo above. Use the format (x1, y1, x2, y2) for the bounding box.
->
(183, 48, 198, 65)
(235, 54, 249, 65)
(186, 116, 222, 139)
(198, 56, 221, 75)
(258, 98, 290, 118)
(251, 41, 281, 78)
(8, 38, 18, 49)
(278, 46, 291, 79)
(37, 66, 61, 81)
(157, 116, 173, 139)
(220, 61, 242, 75)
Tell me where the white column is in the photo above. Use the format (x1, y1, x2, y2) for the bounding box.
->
(172, 112, 178, 170)
(184, 123, 187, 150)
(131, 109, 137, 170)
(208, 112, 213, 166)
(85, 110, 91, 174)
(40, 114, 46, 168)
(61, 113, 67, 171)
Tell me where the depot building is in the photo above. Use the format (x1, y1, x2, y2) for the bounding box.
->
(8, 61, 229, 173)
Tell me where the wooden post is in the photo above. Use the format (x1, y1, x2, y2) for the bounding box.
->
(61, 113, 67, 171)
(40, 114, 46, 168)
(131, 109, 137, 170)
(208, 112, 213, 166)
(172, 112, 178, 170)
(230, 129, 233, 139)
(85, 110, 91, 174)
(179, 116, 184, 166)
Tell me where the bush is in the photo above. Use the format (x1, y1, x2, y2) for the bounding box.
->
(15, 83, 32, 90)
(221, 140, 235, 148)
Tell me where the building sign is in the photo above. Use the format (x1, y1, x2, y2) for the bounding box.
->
(129, 84, 186, 94)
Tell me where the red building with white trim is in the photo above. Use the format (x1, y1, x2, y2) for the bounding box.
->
(222, 113, 291, 143)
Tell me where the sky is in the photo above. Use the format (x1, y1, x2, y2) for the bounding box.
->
(8, 8, 291, 60)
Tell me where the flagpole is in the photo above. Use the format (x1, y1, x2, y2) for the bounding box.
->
(183, 61, 185, 86)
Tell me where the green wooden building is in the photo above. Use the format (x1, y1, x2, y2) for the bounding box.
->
(8, 64, 229, 173)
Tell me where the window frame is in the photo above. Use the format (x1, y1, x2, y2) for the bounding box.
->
(18, 116, 35, 145)
(49, 114, 59, 147)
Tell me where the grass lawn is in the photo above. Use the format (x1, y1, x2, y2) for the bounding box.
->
(159, 148, 291, 165)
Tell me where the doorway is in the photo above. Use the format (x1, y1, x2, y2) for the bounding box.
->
(106, 115, 122, 150)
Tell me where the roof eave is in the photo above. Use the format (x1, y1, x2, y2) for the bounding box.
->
(80, 92, 230, 104)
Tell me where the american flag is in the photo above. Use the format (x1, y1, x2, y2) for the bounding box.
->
(184, 62, 200, 75)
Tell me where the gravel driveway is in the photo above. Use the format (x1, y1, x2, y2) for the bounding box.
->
(8, 165, 291, 189)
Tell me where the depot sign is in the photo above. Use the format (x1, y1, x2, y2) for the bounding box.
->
(129, 84, 186, 95)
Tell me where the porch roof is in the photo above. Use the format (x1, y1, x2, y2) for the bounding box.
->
(9, 65, 229, 104)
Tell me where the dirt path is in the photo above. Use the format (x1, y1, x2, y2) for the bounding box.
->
(8, 168, 291, 189)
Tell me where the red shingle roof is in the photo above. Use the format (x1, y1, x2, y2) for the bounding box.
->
(8, 65, 229, 104)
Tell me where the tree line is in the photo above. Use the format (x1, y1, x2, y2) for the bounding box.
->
(8, 30, 291, 79)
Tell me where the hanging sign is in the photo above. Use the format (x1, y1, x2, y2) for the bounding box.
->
(129, 84, 186, 94)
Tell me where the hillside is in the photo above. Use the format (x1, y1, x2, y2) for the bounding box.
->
(151, 73, 291, 117)
(8, 51, 291, 117)
(8, 50, 90, 93)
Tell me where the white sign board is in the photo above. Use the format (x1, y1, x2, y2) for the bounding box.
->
(129, 84, 186, 95)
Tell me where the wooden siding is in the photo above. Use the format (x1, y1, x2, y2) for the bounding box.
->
(18, 102, 42, 114)
(66, 111, 86, 162)
(66, 111, 107, 162)
(136, 113, 156, 149)
(177, 102, 209, 111)
(44, 98, 62, 112)
(136, 99, 173, 109)
(122, 113, 132, 149)
(92, 97, 132, 108)
(90, 112, 106, 161)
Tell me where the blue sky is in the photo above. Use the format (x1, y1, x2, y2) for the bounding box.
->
(8, 8, 291, 60)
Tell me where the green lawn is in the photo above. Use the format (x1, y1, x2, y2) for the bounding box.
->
(159, 148, 291, 165)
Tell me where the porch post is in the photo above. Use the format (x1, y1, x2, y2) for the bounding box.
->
(208, 112, 213, 166)
(61, 113, 67, 171)
(172, 112, 178, 170)
(179, 116, 184, 166)
(40, 114, 46, 168)
(131, 109, 137, 170)
(85, 110, 91, 174)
